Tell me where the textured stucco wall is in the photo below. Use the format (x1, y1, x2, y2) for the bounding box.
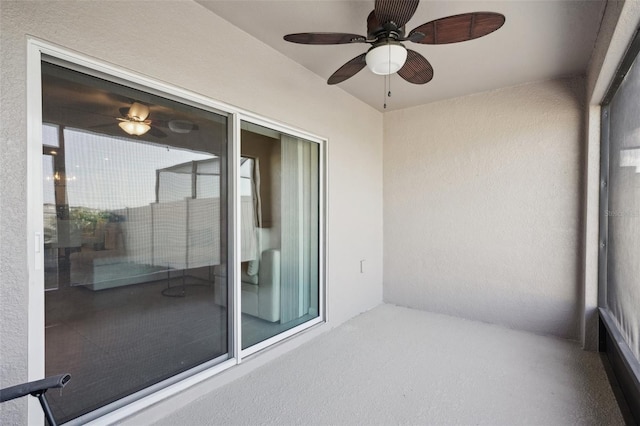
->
(0, 1, 383, 423)
(383, 78, 585, 339)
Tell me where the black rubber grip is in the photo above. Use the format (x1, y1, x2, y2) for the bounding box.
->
(0, 374, 71, 402)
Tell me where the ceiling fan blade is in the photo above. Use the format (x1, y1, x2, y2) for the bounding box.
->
(89, 122, 118, 130)
(284, 33, 366, 45)
(327, 53, 367, 85)
(367, 11, 380, 37)
(374, 0, 419, 28)
(397, 50, 434, 85)
(148, 126, 167, 138)
(409, 12, 505, 44)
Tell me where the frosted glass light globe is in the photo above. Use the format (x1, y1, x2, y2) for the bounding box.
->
(366, 44, 408, 75)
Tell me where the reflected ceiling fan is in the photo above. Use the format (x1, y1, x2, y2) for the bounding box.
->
(116, 102, 159, 137)
(284, 0, 505, 86)
(91, 101, 199, 138)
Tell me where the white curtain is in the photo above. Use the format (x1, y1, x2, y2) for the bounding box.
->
(279, 135, 319, 323)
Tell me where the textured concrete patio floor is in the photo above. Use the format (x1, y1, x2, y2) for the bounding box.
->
(126, 304, 624, 425)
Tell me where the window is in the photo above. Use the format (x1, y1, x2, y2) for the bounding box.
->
(599, 28, 640, 422)
(35, 55, 324, 423)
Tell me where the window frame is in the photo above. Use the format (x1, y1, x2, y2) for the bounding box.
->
(26, 38, 327, 425)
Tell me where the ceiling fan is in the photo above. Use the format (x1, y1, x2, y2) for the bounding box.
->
(117, 102, 158, 137)
(283, 0, 505, 86)
(92, 101, 199, 138)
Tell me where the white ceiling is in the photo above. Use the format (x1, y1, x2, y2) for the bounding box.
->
(197, 1, 606, 112)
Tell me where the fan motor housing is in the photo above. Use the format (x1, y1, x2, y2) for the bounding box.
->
(367, 11, 405, 42)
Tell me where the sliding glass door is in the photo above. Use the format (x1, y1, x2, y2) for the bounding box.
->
(37, 55, 324, 423)
(239, 121, 320, 349)
(42, 62, 229, 422)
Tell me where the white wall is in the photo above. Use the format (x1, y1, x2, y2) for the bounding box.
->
(0, 1, 383, 423)
(383, 77, 585, 339)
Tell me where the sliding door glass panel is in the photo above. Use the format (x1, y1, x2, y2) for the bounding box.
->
(41, 62, 229, 422)
(240, 121, 320, 349)
(606, 54, 640, 363)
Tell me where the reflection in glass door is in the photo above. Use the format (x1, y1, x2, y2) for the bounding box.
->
(239, 121, 320, 349)
(43, 125, 60, 291)
(41, 62, 229, 422)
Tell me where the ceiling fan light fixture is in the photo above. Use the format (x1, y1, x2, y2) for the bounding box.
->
(119, 120, 151, 136)
(366, 43, 407, 75)
(128, 102, 150, 121)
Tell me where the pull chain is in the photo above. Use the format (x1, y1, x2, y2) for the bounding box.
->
(383, 74, 392, 109)
(383, 74, 387, 109)
(383, 44, 393, 110)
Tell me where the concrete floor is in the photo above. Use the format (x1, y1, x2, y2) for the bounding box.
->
(124, 304, 625, 425)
